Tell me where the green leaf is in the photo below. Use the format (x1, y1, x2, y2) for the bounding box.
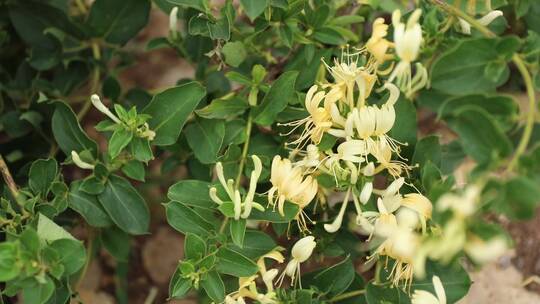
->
(216, 247, 258, 277)
(185, 233, 207, 260)
(101, 227, 130, 261)
(438, 94, 518, 129)
(409, 261, 471, 303)
(69, 181, 112, 228)
(170, 271, 192, 299)
(252, 71, 299, 125)
(185, 117, 225, 164)
(313, 27, 345, 45)
(446, 107, 512, 165)
(222, 41, 247, 67)
(48, 239, 86, 275)
(230, 219, 246, 247)
(0, 243, 20, 282)
(490, 176, 540, 220)
(37, 213, 76, 242)
(240, 0, 268, 21)
(121, 160, 145, 182)
(87, 0, 151, 45)
(196, 97, 248, 119)
(143, 82, 206, 146)
(230, 231, 276, 259)
(389, 97, 417, 158)
(201, 270, 225, 302)
(312, 257, 355, 297)
(412, 136, 441, 168)
(366, 282, 410, 304)
(51, 101, 98, 156)
(431, 37, 517, 95)
(167, 180, 214, 209)
(166, 201, 214, 236)
(249, 200, 299, 222)
(29, 159, 58, 195)
(22, 277, 55, 304)
(108, 129, 133, 159)
(98, 175, 150, 235)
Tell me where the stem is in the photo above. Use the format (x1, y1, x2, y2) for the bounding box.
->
(0, 154, 25, 209)
(329, 289, 366, 302)
(74, 0, 88, 15)
(507, 54, 537, 171)
(219, 115, 253, 234)
(74, 227, 95, 291)
(77, 41, 102, 120)
(430, 0, 537, 172)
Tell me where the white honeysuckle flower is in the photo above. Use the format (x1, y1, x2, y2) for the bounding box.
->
(464, 236, 507, 265)
(262, 268, 279, 292)
(411, 275, 446, 304)
(360, 182, 373, 204)
(437, 185, 481, 217)
(278, 236, 316, 288)
(292, 236, 316, 262)
(241, 155, 263, 218)
(336, 140, 368, 163)
(71, 151, 94, 170)
(324, 188, 351, 233)
(268, 156, 318, 216)
(384, 177, 405, 196)
(396, 207, 420, 230)
(91, 94, 121, 124)
(389, 9, 428, 97)
(373, 198, 398, 237)
(209, 155, 263, 220)
(392, 9, 422, 63)
(458, 10, 503, 35)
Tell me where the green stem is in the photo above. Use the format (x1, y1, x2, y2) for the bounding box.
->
(430, 0, 537, 172)
(0, 154, 26, 212)
(74, 227, 95, 291)
(329, 289, 366, 302)
(507, 54, 537, 171)
(219, 115, 253, 234)
(77, 41, 102, 120)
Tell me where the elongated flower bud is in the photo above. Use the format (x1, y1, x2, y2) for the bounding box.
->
(385, 177, 404, 196)
(262, 268, 279, 292)
(242, 155, 263, 218)
(360, 182, 373, 204)
(91, 94, 121, 124)
(169, 7, 178, 33)
(71, 151, 94, 170)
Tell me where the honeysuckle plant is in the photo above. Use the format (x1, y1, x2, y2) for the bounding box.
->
(1, 0, 539, 303)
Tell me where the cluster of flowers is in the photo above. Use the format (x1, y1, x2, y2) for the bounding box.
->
(208, 8, 507, 304)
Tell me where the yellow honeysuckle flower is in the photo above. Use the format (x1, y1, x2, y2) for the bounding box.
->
(366, 18, 393, 66)
(411, 275, 446, 304)
(268, 156, 318, 215)
(400, 193, 433, 233)
(464, 235, 507, 265)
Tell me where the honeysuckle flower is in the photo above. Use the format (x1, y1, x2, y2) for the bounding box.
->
(209, 155, 263, 220)
(278, 236, 316, 288)
(411, 275, 446, 304)
(458, 10, 503, 35)
(225, 295, 246, 304)
(91, 94, 121, 124)
(464, 235, 507, 265)
(268, 156, 318, 216)
(324, 187, 352, 233)
(400, 193, 432, 232)
(388, 9, 428, 97)
(136, 122, 156, 141)
(437, 185, 481, 218)
(281, 85, 335, 146)
(366, 18, 393, 67)
(71, 151, 95, 170)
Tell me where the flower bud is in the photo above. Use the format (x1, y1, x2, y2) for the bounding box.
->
(91, 94, 121, 124)
(169, 7, 178, 33)
(291, 236, 316, 263)
(363, 162, 375, 176)
(71, 151, 94, 170)
(385, 177, 404, 196)
(360, 182, 373, 204)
